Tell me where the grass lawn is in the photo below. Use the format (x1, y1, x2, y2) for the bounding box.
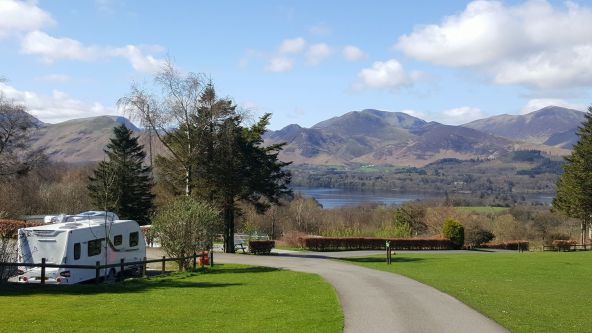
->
(454, 206, 509, 215)
(342, 252, 592, 333)
(0, 264, 343, 333)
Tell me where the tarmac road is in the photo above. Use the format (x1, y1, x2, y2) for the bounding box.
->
(214, 251, 509, 333)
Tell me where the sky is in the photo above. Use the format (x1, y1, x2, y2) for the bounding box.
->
(1, 0, 592, 130)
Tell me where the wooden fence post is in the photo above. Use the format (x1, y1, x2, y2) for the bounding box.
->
(142, 257, 147, 277)
(193, 252, 197, 272)
(161, 256, 166, 273)
(201, 252, 205, 272)
(120, 258, 125, 276)
(95, 261, 101, 284)
(40, 258, 46, 285)
(209, 249, 214, 267)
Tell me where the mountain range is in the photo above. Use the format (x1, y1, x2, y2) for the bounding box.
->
(28, 106, 582, 166)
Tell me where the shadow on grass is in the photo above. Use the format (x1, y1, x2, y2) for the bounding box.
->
(341, 257, 425, 264)
(207, 265, 279, 275)
(0, 273, 242, 297)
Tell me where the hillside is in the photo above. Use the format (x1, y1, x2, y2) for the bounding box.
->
(463, 106, 585, 148)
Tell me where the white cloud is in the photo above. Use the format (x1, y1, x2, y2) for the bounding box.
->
(266, 57, 293, 72)
(521, 99, 584, 114)
(34, 74, 71, 83)
(354, 59, 418, 91)
(305, 43, 333, 65)
(395, 0, 592, 89)
(441, 106, 484, 124)
(400, 109, 428, 120)
(278, 37, 306, 54)
(0, 0, 55, 39)
(21, 31, 165, 73)
(342, 45, 367, 61)
(308, 23, 332, 36)
(0, 82, 118, 123)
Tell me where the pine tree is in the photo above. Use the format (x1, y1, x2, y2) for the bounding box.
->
(553, 106, 592, 244)
(88, 125, 154, 225)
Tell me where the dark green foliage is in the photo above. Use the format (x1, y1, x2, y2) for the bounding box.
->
(465, 225, 495, 247)
(553, 106, 592, 243)
(442, 219, 464, 249)
(300, 237, 454, 251)
(88, 125, 154, 225)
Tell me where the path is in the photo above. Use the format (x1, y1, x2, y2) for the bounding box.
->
(213, 251, 509, 333)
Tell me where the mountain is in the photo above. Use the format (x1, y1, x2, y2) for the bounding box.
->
(463, 106, 585, 148)
(33, 115, 143, 163)
(265, 109, 531, 167)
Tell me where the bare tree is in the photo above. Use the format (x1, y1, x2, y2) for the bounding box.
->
(118, 61, 206, 196)
(0, 94, 45, 177)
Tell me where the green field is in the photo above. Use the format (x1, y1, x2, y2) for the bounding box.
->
(342, 252, 592, 333)
(454, 206, 509, 214)
(0, 264, 343, 333)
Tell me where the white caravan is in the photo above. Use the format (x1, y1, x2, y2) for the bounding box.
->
(16, 212, 146, 284)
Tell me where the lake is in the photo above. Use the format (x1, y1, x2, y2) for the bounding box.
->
(293, 187, 554, 209)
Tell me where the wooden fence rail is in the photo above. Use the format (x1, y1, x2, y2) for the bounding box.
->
(0, 251, 211, 285)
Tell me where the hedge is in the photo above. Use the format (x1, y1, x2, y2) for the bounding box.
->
(298, 237, 455, 251)
(481, 240, 529, 251)
(249, 240, 275, 255)
(551, 240, 577, 251)
(0, 220, 43, 239)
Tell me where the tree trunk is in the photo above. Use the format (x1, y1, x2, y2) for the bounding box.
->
(223, 203, 235, 253)
(185, 166, 191, 196)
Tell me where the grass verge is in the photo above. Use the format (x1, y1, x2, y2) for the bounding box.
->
(0, 264, 342, 333)
(341, 252, 592, 333)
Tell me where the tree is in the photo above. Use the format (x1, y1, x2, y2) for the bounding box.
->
(152, 197, 219, 271)
(442, 219, 464, 249)
(0, 94, 45, 177)
(553, 106, 592, 244)
(393, 203, 427, 236)
(88, 125, 154, 225)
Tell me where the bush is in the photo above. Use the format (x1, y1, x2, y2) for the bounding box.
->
(544, 232, 571, 246)
(442, 219, 464, 249)
(0, 220, 43, 239)
(465, 225, 495, 248)
(299, 237, 454, 251)
(551, 240, 577, 251)
(249, 240, 275, 255)
(152, 197, 220, 271)
(481, 241, 529, 251)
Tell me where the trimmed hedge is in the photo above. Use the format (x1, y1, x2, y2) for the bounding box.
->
(0, 220, 43, 239)
(551, 240, 577, 251)
(249, 240, 275, 255)
(481, 240, 529, 251)
(299, 237, 455, 251)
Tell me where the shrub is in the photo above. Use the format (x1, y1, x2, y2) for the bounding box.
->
(0, 220, 43, 239)
(544, 232, 571, 246)
(481, 241, 529, 251)
(249, 240, 275, 255)
(465, 225, 495, 248)
(551, 240, 577, 251)
(442, 219, 464, 249)
(299, 237, 454, 251)
(152, 197, 220, 271)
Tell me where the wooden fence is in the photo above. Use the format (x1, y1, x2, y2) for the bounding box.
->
(0, 251, 212, 285)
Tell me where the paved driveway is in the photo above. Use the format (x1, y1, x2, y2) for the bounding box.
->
(214, 252, 509, 333)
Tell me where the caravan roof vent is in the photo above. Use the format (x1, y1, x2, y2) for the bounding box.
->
(59, 223, 83, 229)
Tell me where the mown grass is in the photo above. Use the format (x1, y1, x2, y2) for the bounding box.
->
(0, 264, 343, 333)
(342, 252, 592, 333)
(454, 206, 509, 215)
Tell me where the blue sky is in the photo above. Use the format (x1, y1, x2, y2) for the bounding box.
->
(1, 0, 592, 129)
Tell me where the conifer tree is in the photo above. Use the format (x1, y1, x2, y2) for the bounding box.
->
(88, 125, 154, 225)
(553, 106, 592, 244)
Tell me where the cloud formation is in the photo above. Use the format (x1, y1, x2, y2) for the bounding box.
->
(266, 57, 293, 72)
(521, 98, 584, 114)
(305, 43, 333, 65)
(0, 0, 55, 39)
(354, 59, 419, 91)
(342, 45, 367, 61)
(396, 0, 592, 90)
(442, 106, 484, 124)
(278, 37, 306, 54)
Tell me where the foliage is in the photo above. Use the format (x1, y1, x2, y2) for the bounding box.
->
(344, 252, 592, 333)
(248, 240, 275, 255)
(464, 225, 495, 247)
(0, 94, 46, 178)
(553, 106, 592, 243)
(88, 125, 154, 224)
(393, 203, 426, 236)
(0, 265, 343, 333)
(152, 197, 220, 270)
(551, 239, 577, 251)
(299, 237, 454, 251)
(480, 241, 529, 251)
(441, 219, 464, 249)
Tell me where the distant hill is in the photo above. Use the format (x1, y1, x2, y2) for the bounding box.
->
(463, 106, 585, 148)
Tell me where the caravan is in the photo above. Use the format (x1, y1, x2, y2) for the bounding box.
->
(16, 211, 146, 284)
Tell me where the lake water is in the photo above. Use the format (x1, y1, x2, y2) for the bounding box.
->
(293, 187, 554, 209)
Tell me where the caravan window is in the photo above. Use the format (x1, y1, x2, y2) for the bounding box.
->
(129, 232, 139, 247)
(113, 235, 122, 246)
(88, 239, 102, 257)
(74, 243, 81, 260)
